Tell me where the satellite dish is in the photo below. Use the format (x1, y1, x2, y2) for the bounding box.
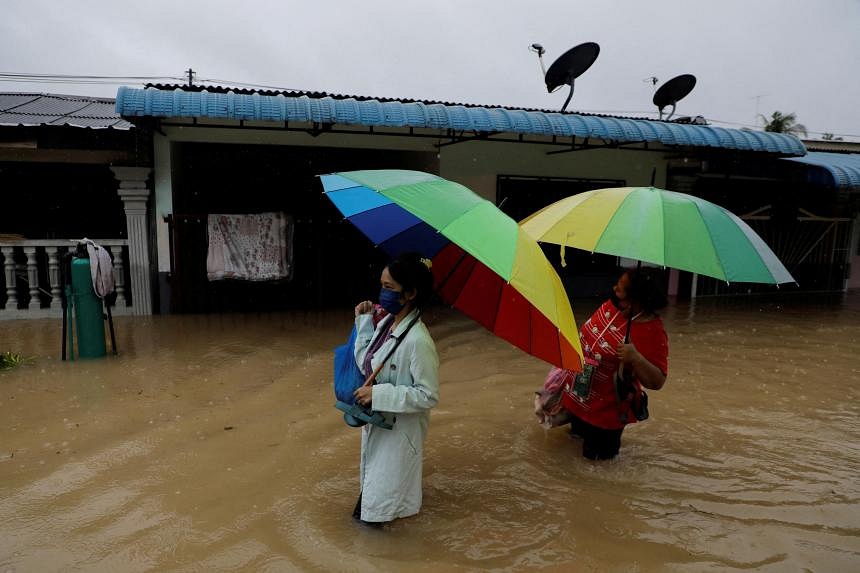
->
(531, 42, 600, 112)
(653, 74, 697, 121)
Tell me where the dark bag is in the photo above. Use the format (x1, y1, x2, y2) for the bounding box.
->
(631, 387, 649, 421)
(614, 371, 649, 422)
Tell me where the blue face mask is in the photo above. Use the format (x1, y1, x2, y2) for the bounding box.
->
(379, 287, 405, 315)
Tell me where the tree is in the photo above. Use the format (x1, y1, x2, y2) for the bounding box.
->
(759, 111, 807, 137)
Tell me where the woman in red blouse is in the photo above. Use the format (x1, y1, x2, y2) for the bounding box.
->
(548, 267, 669, 460)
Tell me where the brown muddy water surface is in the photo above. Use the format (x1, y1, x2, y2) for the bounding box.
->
(1, 295, 860, 572)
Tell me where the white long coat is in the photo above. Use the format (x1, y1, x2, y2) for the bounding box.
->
(353, 309, 439, 522)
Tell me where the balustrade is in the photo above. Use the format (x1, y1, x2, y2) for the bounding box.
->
(0, 240, 132, 319)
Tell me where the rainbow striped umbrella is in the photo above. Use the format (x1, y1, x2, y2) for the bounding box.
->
(321, 169, 583, 371)
(520, 186, 795, 284)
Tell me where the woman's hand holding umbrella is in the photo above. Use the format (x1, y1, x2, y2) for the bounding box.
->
(616, 342, 666, 390)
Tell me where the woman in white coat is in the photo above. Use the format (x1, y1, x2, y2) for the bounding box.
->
(352, 252, 439, 524)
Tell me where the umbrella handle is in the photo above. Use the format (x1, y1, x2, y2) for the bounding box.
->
(623, 260, 643, 344)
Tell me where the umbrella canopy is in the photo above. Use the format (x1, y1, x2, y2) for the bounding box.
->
(520, 186, 795, 284)
(321, 169, 583, 371)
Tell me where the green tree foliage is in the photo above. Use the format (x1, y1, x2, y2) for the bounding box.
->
(759, 111, 807, 137)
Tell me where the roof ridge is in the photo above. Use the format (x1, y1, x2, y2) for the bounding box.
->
(141, 83, 662, 122)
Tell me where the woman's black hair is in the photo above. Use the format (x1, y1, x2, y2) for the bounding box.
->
(387, 252, 435, 310)
(624, 267, 668, 313)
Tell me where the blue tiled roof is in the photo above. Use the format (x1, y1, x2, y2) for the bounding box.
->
(783, 152, 860, 190)
(115, 86, 806, 156)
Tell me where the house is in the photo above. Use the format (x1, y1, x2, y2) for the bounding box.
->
(0, 93, 153, 319)
(2, 86, 858, 319)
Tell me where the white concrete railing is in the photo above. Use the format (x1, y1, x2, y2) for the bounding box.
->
(0, 239, 131, 320)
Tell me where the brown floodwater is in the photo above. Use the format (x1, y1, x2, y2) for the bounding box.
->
(1, 294, 859, 572)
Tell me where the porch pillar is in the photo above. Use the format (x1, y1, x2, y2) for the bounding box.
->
(112, 166, 153, 315)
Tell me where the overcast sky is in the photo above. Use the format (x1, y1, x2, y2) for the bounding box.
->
(3, 0, 858, 141)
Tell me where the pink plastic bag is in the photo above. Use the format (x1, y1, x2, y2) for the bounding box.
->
(534, 367, 574, 429)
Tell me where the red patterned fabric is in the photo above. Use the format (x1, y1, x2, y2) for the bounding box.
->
(561, 300, 668, 429)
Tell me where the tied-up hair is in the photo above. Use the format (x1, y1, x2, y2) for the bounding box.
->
(625, 267, 668, 313)
(387, 252, 435, 310)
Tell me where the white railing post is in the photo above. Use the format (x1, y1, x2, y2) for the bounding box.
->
(112, 246, 127, 307)
(2, 246, 19, 309)
(48, 247, 62, 309)
(23, 246, 39, 309)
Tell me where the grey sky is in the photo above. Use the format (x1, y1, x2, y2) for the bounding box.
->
(3, 0, 859, 141)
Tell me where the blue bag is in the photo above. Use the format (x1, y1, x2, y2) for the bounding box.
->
(334, 326, 365, 405)
(332, 314, 421, 430)
(333, 325, 393, 429)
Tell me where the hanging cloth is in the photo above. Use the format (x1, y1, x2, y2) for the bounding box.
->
(206, 212, 294, 281)
(79, 238, 115, 299)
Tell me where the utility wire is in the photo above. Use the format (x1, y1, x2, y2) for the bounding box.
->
(0, 72, 307, 93)
(0, 78, 171, 86)
(0, 72, 185, 81)
(198, 78, 306, 92)
(0, 72, 305, 91)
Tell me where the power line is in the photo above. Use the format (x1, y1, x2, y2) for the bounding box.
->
(704, 118, 860, 139)
(199, 78, 306, 92)
(0, 78, 166, 86)
(0, 72, 185, 81)
(0, 71, 308, 93)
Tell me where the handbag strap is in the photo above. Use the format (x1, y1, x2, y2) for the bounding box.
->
(363, 311, 422, 386)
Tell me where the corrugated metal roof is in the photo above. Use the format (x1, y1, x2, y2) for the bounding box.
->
(0, 93, 133, 130)
(116, 86, 806, 156)
(802, 139, 860, 154)
(783, 152, 860, 191)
